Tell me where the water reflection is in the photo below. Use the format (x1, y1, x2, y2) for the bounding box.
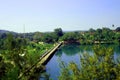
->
(46, 44, 120, 80)
(56, 44, 80, 56)
(56, 44, 94, 56)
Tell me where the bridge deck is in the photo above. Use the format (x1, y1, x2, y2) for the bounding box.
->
(18, 42, 63, 79)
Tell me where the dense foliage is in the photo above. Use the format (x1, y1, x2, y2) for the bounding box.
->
(0, 27, 120, 79)
(59, 46, 120, 80)
(0, 27, 120, 44)
(0, 33, 53, 79)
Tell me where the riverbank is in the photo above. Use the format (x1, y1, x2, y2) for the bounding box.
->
(63, 40, 120, 45)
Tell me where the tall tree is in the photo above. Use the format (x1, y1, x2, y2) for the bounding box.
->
(89, 28, 95, 33)
(54, 28, 63, 37)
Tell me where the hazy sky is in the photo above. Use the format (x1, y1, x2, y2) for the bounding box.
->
(0, 0, 120, 32)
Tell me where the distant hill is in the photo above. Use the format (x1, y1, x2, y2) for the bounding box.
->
(0, 30, 35, 40)
(0, 30, 10, 33)
(0, 30, 17, 34)
(0, 30, 18, 39)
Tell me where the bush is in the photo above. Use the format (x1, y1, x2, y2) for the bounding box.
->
(59, 46, 120, 80)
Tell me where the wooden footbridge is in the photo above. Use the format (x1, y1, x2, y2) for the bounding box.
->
(18, 42, 63, 79)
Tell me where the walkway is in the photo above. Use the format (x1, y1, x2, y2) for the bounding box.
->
(18, 42, 63, 79)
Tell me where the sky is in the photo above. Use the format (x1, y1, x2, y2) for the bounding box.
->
(0, 0, 120, 33)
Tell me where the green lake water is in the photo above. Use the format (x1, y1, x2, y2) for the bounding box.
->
(41, 44, 120, 80)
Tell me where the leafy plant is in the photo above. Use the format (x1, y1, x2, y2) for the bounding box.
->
(59, 46, 120, 80)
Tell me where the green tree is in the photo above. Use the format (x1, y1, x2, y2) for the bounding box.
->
(95, 28, 102, 41)
(33, 32, 43, 42)
(61, 32, 78, 42)
(102, 27, 112, 40)
(41, 33, 54, 43)
(89, 28, 95, 33)
(5, 33, 15, 50)
(59, 46, 120, 80)
(54, 28, 63, 37)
